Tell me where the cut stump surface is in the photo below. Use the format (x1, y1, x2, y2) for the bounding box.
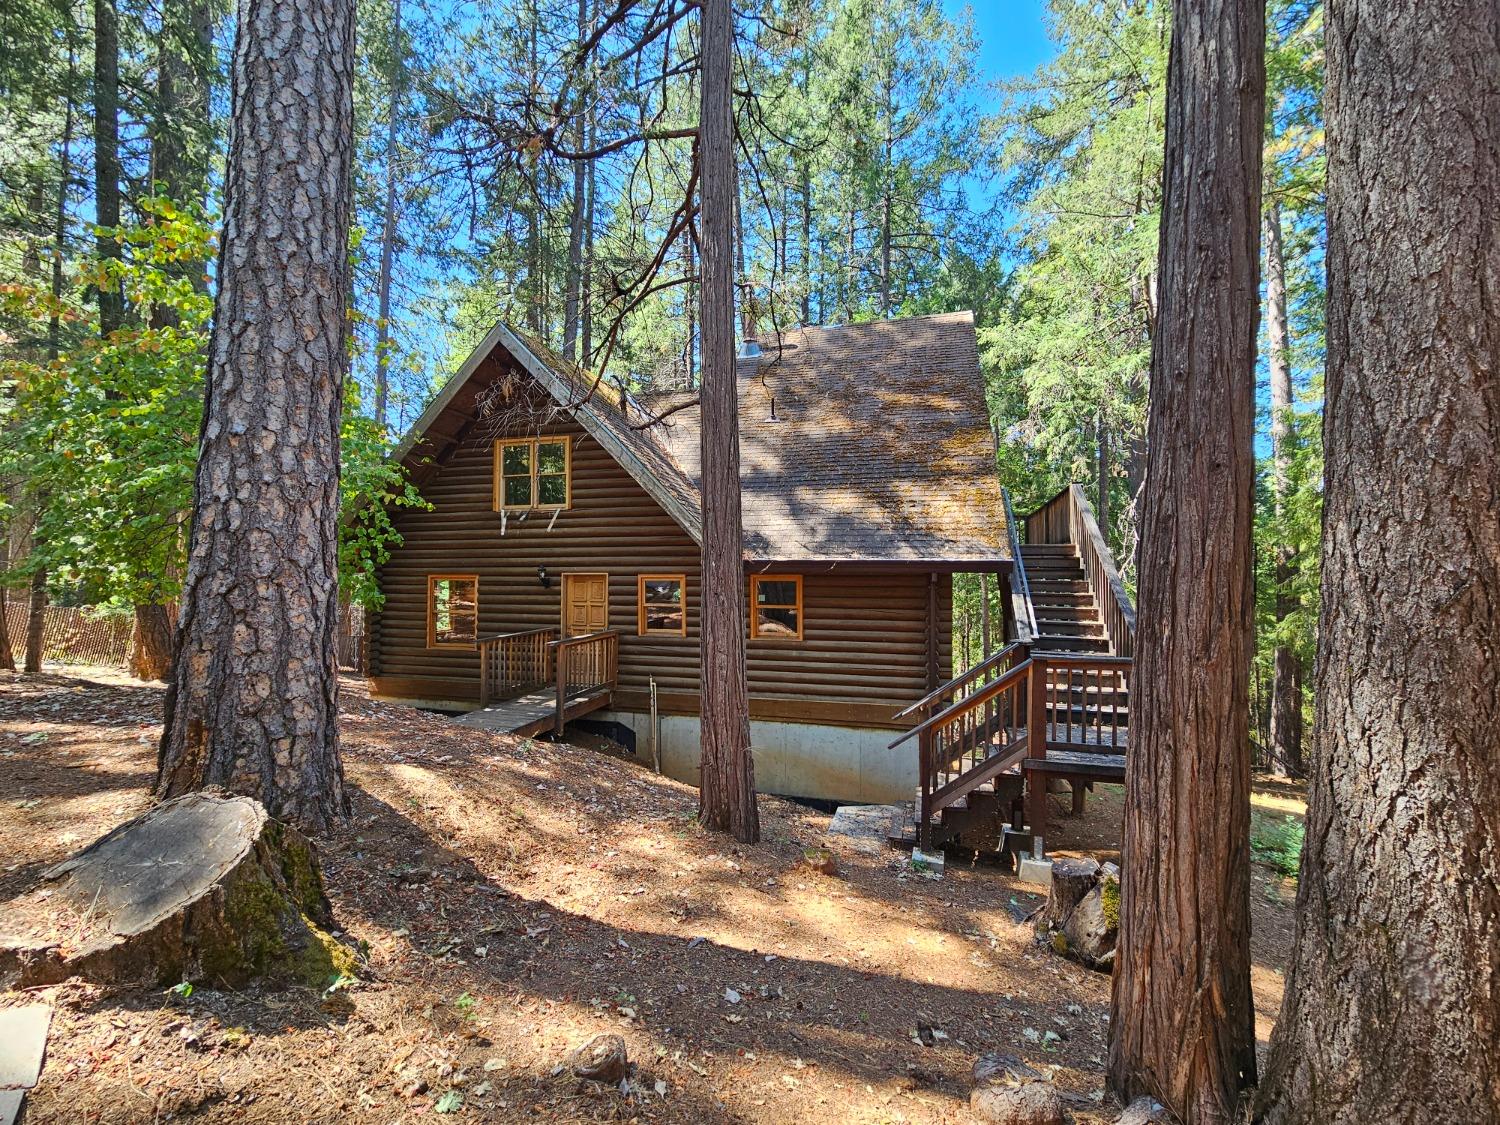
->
(0, 791, 349, 990)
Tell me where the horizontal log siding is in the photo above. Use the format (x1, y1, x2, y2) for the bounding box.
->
(371, 413, 951, 722)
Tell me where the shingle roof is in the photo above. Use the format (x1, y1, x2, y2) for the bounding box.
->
(400, 312, 1009, 566)
(637, 313, 1010, 564)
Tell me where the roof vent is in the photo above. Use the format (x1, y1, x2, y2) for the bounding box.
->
(738, 338, 762, 359)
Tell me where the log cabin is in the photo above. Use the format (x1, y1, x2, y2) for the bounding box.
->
(366, 311, 1021, 804)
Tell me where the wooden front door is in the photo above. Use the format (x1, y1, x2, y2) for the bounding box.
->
(562, 572, 609, 636)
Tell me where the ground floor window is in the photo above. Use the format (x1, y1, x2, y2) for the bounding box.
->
(750, 574, 802, 640)
(428, 574, 479, 647)
(638, 574, 687, 635)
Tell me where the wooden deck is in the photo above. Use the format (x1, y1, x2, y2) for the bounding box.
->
(455, 687, 613, 738)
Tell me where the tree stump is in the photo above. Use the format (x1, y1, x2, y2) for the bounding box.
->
(0, 792, 352, 990)
(1033, 857, 1098, 932)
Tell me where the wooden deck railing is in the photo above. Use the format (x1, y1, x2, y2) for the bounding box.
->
(1026, 653, 1132, 756)
(549, 630, 619, 734)
(478, 627, 558, 706)
(1025, 484, 1136, 658)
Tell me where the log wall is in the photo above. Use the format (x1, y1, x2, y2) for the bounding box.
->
(369, 399, 952, 728)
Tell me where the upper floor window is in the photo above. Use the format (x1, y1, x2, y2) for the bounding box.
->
(750, 574, 802, 640)
(495, 437, 570, 511)
(428, 574, 478, 647)
(638, 574, 687, 636)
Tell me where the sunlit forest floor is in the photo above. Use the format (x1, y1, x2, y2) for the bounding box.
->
(1, 668, 1302, 1123)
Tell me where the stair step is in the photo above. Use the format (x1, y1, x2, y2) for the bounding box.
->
(1032, 620, 1105, 636)
(1032, 634, 1113, 653)
(1030, 605, 1100, 622)
(1024, 563, 1086, 576)
(1020, 544, 1077, 557)
(1046, 703, 1130, 723)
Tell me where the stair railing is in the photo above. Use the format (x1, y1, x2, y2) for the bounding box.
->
(1002, 486, 1037, 644)
(549, 629, 619, 734)
(1025, 484, 1136, 658)
(893, 640, 1029, 724)
(891, 654, 1034, 850)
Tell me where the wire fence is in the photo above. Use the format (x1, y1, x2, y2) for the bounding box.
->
(2, 604, 136, 667)
(1, 602, 366, 673)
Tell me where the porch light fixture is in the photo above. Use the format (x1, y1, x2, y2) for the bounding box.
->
(537, 564, 552, 589)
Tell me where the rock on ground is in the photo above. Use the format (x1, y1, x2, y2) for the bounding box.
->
(1117, 1096, 1171, 1124)
(0, 791, 350, 990)
(969, 1081, 1068, 1125)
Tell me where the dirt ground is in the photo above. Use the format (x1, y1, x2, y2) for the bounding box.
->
(0, 667, 1303, 1123)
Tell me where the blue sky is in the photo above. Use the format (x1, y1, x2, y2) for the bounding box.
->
(946, 1, 1055, 85)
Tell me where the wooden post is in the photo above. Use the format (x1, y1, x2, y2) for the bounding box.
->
(925, 572, 940, 690)
(1026, 655, 1049, 847)
(918, 726, 933, 853)
(554, 641, 568, 735)
(479, 641, 490, 707)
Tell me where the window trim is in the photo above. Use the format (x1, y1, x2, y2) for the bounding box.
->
(749, 573, 803, 641)
(637, 573, 688, 637)
(493, 436, 572, 512)
(426, 573, 480, 649)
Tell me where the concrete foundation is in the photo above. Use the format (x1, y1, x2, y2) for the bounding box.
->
(597, 710, 917, 805)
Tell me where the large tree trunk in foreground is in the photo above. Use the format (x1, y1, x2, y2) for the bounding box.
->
(1263, 203, 1303, 777)
(1257, 2, 1500, 1120)
(1108, 0, 1264, 1120)
(0, 793, 347, 989)
(158, 0, 354, 835)
(695, 0, 758, 844)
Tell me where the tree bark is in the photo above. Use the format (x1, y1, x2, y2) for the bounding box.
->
(129, 603, 175, 681)
(0, 575, 13, 671)
(157, 0, 354, 835)
(1263, 202, 1303, 776)
(561, 0, 588, 364)
(695, 0, 757, 844)
(1107, 0, 1264, 1120)
(23, 568, 46, 674)
(373, 0, 404, 428)
(1096, 411, 1110, 533)
(1257, 1, 1500, 1120)
(93, 0, 123, 336)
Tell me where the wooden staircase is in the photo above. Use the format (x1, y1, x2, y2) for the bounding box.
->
(891, 484, 1135, 860)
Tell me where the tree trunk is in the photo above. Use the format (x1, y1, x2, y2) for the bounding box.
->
(129, 603, 175, 681)
(93, 0, 123, 336)
(24, 568, 46, 674)
(1257, 2, 1500, 1120)
(1107, 0, 1263, 1119)
(880, 75, 893, 317)
(561, 0, 587, 365)
(1096, 411, 1110, 533)
(1263, 202, 1303, 776)
(373, 0, 404, 428)
(980, 571, 991, 656)
(734, 164, 752, 341)
(0, 537, 15, 671)
(695, 0, 757, 844)
(151, 0, 213, 210)
(157, 0, 354, 836)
